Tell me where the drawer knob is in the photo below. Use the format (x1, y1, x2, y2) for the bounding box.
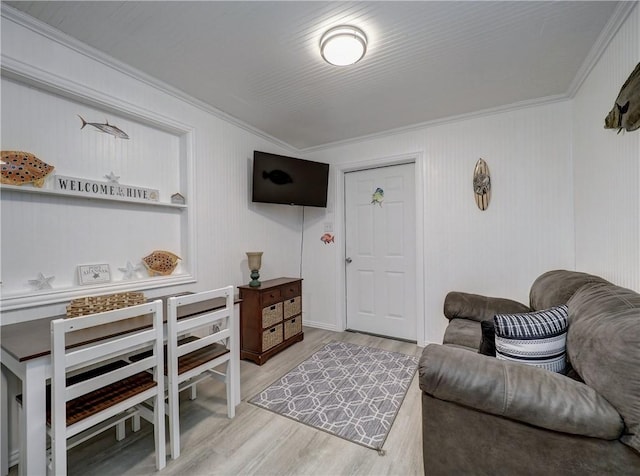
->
(291, 318, 296, 323)
(270, 305, 276, 310)
(289, 299, 295, 303)
(269, 327, 276, 333)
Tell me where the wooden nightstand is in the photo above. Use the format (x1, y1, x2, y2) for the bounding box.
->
(238, 277, 303, 365)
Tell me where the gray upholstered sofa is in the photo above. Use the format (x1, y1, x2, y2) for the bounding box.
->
(418, 270, 640, 475)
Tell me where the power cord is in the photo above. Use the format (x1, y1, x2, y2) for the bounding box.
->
(299, 206, 305, 278)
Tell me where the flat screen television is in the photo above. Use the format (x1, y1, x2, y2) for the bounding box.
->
(252, 151, 329, 208)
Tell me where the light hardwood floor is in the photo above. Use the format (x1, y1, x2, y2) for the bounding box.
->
(16, 327, 425, 476)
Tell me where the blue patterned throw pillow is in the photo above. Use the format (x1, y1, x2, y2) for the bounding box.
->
(494, 305, 569, 373)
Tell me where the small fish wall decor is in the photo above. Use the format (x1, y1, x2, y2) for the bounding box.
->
(78, 115, 130, 139)
(371, 187, 384, 206)
(320, 233, 335, 244)
(604, 62, 640, 134)
(1, 151, 55, 187)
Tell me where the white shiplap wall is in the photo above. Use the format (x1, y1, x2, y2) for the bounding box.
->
(304, 100, 575, 345)
(301, 4, 640, 344)
(0, 14, 303, 321)
(0, 77, 187, 303)
(573, 4, 640, 292)
(1, 11, 307, 462)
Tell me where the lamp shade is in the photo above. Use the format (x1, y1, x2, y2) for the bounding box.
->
(320, 25, 367, 66)
(246, 252, 263, 271)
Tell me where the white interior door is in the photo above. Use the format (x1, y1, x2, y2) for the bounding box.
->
(344, 163, 416, 341)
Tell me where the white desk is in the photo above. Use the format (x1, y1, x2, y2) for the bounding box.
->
(1, 299, 241, 476)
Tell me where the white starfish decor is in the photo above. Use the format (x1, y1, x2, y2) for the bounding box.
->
(118, 261, 143, 280)
(104, 171, 120, 183)
(28, 272, 55, 290)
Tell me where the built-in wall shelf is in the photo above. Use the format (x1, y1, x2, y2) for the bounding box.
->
(1, 183, 187, 209)
(0, 273, 196, 312)
(1, 57, 196, 312)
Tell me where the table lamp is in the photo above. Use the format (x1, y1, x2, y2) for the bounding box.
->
(246, 252, 263, 287)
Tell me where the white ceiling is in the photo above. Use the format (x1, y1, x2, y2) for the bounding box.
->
(4, 1, 623, 150)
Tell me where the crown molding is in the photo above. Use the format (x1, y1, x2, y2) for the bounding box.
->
(301, 2, 637, 153)
(2, 2, 634, 155)
(1, 55, 193, 135)
(0, 4, 298, 154)
(300, 94, 569, 153)
(567, 1, 637, 98)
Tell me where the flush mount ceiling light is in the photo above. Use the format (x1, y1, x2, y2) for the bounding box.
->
(320, 25, 367, 66)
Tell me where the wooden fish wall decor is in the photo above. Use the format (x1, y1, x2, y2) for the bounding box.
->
(78, 115, 129, 139)
(1, 151, 55, 187)
(604, 62, 640, 133)
(473, 158, 491, 211)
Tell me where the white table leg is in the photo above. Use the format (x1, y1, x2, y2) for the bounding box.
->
(19, 359, 48, 476)
(232, 303, 241, 407)
(1, 366, 9, 476)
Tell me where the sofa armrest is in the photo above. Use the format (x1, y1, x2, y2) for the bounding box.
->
(418, 344, 623, 439)
(443, 291, 530, 322)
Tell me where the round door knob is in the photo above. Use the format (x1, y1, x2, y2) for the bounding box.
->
(345, 257, 353, 264)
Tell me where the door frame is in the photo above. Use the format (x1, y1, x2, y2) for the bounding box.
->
(334, 152, 426, 346)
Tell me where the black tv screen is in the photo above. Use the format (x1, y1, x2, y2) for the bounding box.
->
(252, 151, 329, 208)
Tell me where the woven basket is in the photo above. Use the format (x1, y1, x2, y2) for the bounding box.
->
(284, 317, 302, 340)
(262, 324, 283, 351)
(283, 297, 301, 319)
(66, 291, 146, 318)
(261, 302, 282, 329)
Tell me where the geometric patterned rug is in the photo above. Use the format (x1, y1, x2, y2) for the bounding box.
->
(249, 341, 418, 452)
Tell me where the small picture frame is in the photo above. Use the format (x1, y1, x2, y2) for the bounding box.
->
(77, 264, 111, 285)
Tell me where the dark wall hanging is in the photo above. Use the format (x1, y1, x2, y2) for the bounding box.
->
(604, 62, 640, 134)
(473, 158, 491, 211)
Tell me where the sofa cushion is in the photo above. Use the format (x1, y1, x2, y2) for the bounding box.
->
(567, 283, 640, 454)
(444, 291, 530, 322)
(529, 269, 610, 311)
(443, 318, 482, 351)
(494, 305, 569, 373)
(419, 344, 624, 439)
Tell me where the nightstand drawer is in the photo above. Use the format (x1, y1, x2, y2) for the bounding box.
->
(261, 289, 282, 307)
(282, 282, 301, 299)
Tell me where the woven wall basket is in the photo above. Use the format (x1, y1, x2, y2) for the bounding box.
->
(66, 291, 146, 317)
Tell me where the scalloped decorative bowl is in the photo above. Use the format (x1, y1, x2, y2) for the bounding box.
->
(142, 250, 181, 276)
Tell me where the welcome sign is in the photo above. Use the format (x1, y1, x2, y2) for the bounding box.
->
(54, 175, 159, 203)
(77, 263, 111, 285)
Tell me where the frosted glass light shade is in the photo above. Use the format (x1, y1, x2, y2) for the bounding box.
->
(246, 252, 263, 271)
(320, 25, 367, 66)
